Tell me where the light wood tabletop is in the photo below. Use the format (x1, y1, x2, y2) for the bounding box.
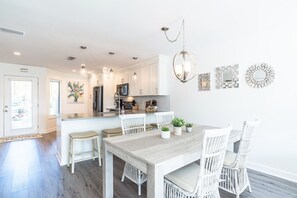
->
(103, 125, 241, 198)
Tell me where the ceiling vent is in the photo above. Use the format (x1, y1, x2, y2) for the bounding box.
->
(0, 26, 25, 36)
(67, 56, 76, 60)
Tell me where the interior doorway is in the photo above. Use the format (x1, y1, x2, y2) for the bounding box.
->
(3, 76, 38, 137)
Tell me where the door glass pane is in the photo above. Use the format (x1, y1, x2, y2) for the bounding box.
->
(11, 80, 33, 129)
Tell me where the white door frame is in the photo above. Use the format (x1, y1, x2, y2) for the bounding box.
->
(3, 76, 39, 137)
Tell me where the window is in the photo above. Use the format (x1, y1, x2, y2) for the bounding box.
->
(49, 81, 60, 116)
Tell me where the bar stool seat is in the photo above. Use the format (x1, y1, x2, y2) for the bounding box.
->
(70, 131, 99, 139)
(68, 131, 101, 173)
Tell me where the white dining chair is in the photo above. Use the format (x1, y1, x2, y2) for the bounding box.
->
(219, 120, 260, 198)
(164, 126, 232, 198)
(119, 114, 147, 196)
(154, 111, 174, 130)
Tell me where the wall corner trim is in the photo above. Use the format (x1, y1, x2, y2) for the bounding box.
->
(247, 161, 297, 183)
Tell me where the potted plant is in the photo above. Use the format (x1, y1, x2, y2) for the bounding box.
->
(171, 117, 185, 135)
(185, 123, 193, 133)
(161, 127, 170, 139)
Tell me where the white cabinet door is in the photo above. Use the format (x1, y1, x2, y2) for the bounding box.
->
(134, 67, 142, 96)
(128, 66, 150, 96)
(117, 72, 129, 84)
(141, 65, 150, 95)
(128, 71, 136, 96)
(149, 64, 158, 95)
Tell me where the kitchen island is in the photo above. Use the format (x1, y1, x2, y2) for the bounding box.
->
(56, 110, 157, 166)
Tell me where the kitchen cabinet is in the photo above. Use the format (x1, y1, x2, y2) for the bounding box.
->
(149, 64, 158, 95)
(128, 71, 136, 96)
(149, 57, 168, 95)
(128, 65, 150, 96)
(118, 55, 169, 96)
(140, 65, 150, 95)
(116, 72, 129, 84)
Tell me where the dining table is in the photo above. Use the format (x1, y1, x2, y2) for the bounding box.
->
(103, 125, 242, 198)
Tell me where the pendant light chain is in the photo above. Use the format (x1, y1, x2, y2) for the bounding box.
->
(182, 19, 185, 51)
(163, 20, 184, 43)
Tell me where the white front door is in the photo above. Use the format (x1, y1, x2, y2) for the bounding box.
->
(4, 76, 38, 137)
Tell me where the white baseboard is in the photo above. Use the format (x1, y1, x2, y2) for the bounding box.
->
(40, 127, 56, 134)
(248, 161, 297, 183)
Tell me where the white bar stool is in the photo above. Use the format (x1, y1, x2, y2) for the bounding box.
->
(67, 131, 101, 173)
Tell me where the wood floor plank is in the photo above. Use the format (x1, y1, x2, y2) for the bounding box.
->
(0, 132, 296, 198)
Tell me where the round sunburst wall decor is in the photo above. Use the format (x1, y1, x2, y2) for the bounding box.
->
(246, 63, 275, 88)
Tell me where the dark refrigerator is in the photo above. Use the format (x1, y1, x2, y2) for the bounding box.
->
(93, 86, 103, 112)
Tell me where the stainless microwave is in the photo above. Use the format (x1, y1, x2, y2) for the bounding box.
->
(116, 83, 129, 96)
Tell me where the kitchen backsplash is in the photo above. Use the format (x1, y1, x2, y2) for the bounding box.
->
(125, 96, 170, 112)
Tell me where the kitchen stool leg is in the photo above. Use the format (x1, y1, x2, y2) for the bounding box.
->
(97, 136, 101, 166)
(71, 139, 75, 174)
(92, 138, 95, 161)
(67, 138, 71, 167)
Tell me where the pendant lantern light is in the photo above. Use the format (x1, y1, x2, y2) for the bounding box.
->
(161, 19, 197, 83)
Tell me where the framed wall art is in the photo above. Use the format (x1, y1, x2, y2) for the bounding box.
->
(67, 81, 84, 103)
(198, 73, 210, 91)
(246, 63, 275, 88)
(216, 64, 239, 89)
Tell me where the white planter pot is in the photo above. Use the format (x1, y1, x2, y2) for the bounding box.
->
(161, 131, 170, 139)
(186, 127, 192, 133)
(174, 127, 182, 135)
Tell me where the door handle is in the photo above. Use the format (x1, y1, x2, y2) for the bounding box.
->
(4, 109, 8, 112)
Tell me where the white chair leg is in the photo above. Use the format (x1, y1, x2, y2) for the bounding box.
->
(71, 139, 75, 174)
(138, 184, 141, 196)
(96, 136, 101, 166)
(92, 139, 95, 161)
(137, 169, 142, 196)
(121, 173, 125, 182)
(67, 138, 71, 167)
(248, 184, 252, 193)
(234, 170, 240, 198)
(121, 163, 126, 182)
(244, 168, 252, 193)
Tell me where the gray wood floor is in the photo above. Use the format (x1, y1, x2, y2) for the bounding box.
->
(0, 132, 296, 198)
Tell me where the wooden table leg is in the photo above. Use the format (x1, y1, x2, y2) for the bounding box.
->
(103, 144, 113, 198)
(147, 165, 164, 198)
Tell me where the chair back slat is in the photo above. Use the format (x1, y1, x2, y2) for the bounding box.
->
(154, 111, 174, 130)
(236, 120, 260, 168)
(194, 126, 232, 196)
(120, 114, 146, 135)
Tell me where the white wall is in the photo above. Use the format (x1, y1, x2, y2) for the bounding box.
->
(46, 69, 89, 131)
(168, 2, 297, 182)
(0, 63, 90, 136)
(0, 63, 47, 137)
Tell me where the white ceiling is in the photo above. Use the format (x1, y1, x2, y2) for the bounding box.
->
(0, 0, 293, 73)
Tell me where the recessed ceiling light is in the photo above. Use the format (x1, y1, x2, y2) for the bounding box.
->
(72, 69, 76, 72)
(13, 52, 21, 56)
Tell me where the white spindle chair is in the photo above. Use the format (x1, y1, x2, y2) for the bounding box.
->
(120, 114, 147, 196)
(219, 120, 260, 198)
(154, 111, 174, 130)
(164, 126, 232, 198)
